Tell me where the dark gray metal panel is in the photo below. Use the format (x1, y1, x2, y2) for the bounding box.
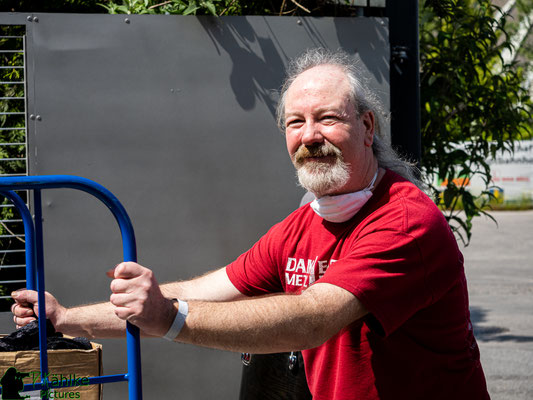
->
(386, 0, 421, 162)
(1, 13, 389, 399)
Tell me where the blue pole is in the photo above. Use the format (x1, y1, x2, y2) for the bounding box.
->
(33, 189, 49, 399)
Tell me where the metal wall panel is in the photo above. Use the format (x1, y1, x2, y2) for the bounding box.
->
(0, 13, 389, 399)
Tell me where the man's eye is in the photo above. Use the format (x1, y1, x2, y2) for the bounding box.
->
(322, 115, 338, 122)
(287, 119, 303, 127)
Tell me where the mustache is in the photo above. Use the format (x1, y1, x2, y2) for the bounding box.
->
(293, 142, 342, 165)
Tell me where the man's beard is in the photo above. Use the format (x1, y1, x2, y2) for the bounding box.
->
(291, 142, 350, 197)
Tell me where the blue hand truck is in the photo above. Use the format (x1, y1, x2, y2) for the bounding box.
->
(0, 175, 143, 400)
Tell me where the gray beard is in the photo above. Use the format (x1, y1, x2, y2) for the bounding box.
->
(296, 157, 350, 197)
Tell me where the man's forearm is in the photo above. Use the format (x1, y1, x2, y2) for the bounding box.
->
(160, 267, 244, 302)
(57, 302, 126, 338)
(178, 295, 322, 353)
(57, 284, 189, 339)
(177, 283, 366, 354)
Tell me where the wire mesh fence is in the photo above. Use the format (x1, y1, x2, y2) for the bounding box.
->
(0, 25, 28, 311)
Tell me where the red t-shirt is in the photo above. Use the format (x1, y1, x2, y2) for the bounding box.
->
(226, 170, 489, 399)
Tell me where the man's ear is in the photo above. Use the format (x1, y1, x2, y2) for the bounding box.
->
(361, 111, 375, 147)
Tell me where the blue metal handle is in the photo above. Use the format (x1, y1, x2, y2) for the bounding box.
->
(0, 175, 142, 400)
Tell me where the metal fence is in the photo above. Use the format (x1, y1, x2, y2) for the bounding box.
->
(0, 26, 28, 309)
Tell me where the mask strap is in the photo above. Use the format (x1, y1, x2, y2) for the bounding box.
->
(366, 170, 379, 191)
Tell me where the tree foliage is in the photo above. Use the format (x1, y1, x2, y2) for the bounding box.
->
(420, 0, 532, 244)
(99, 0, 239, 15)
(97, 0, 360, 16)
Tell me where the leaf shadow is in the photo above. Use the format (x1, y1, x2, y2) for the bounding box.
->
(470, 305, 533, 343)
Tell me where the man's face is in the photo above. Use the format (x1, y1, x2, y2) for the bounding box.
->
(284, 65, 375, 197)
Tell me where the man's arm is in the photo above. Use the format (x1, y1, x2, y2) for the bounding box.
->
(110, 263, 368, 353)
(160, 267, 244, 302)
(177, 282, 368, 353)
(11, 266, 241, 339)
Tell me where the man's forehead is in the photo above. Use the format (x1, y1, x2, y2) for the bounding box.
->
(285, 65, 352, 111)
(286, 65, 350, 99)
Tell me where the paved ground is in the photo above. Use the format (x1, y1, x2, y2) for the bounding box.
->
(460, 210, 533, 399)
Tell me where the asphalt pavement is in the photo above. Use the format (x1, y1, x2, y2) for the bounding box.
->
(460, 210, 533, 399)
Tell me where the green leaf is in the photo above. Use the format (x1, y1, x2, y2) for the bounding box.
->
(183, 2, 200, 15)
(204, 1, 217, 16)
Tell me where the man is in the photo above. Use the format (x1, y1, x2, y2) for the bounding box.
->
(12, 49, 489, 399)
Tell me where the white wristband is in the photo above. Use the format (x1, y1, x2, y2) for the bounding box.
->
(163, 299, 188, 341)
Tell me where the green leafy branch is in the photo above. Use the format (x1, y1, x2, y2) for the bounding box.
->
(420, 0, 532, 245)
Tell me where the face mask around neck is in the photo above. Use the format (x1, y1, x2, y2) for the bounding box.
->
(310, 170, 378, 223)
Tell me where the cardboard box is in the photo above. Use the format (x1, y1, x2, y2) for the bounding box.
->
(0, 341, 102, 400)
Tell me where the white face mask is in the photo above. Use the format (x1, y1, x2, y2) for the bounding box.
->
(310, 171, 378, 223)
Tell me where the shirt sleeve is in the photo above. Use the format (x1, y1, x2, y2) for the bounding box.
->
(226, 224, 284, 296)
(317, 228, 432, 337)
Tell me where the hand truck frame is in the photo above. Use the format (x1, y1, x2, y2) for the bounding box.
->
(0, 175, 143, 400)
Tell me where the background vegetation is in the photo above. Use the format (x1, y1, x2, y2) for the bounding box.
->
(420, 0, 532, 243)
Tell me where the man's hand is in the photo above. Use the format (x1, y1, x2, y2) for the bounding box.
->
(11, 290, 66, 329)
(108, 262, 177, 337)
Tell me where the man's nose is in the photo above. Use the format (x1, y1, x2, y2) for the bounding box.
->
(301, 121, 324, 145)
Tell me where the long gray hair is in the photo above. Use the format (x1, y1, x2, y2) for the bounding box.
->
(276, 48, 423, 188)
